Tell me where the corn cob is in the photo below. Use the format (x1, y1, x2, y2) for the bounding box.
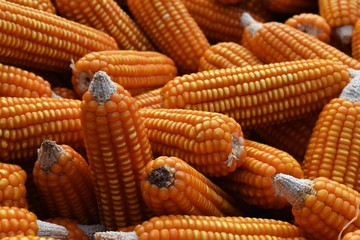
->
(241, 13, 360, 70)
(81, 70, 154, 230)
(0, 63, 53, 98)
(139, 108, 246, 176)
(94, 214, 307, 240)
(127, 0, 210, 74)
(0, 97, 83, 162)
(33, 140, 99, 224)
(134, 88, 162, 110)
(285, 13, 332, 43)
(254, 113, 319, 161)
(0, 162, 27, 208)
(141, 156, 242, 216)
(70, 50, 177, 98)
(352, 19, 360, 61)
(198, 42, 262, 71)
(161, 59, 350, 128)
(180, 0, 265, 44)
(218, 139, 303, 209)
(343, 230, 360, 239)
(51, 87, 78, 99)
(6, 0, 56, 13)
(319, 0, 360, 45)
(264, 0, 318, 14)
(0, 0, 118, 73)
(53, 0, 154, 51)
(273, 173, 360, 240)
(45, 218, 90, 240)
(302, 71, 360, 192)
(0, 206, 69, 238)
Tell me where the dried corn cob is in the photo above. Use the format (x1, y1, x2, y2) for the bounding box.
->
(45, 218, 90, 240)
(241, 13, 360, 70)
(264, 0, 317, 14)
(0, 162, 27, 208)
(6, 0, 56, 13)
(272, 173, 360, 240)
(352, 19, 360, 61)
(319, 0, 360, 45)
(141, 156, 241, 216)
(302, 71, 360, 192)
(51, 87, 78, 99)
(33, 140, 98, 224)
(139, 108, 246, 176)
(254, 113, 319, 161)
(285, 13, 332, 43)
(218, 139, 304, 209)
(127, 0, 210, 74)
(0, 0, 118, 73)
(0, 206, 69, 238)
(0, 63, 53, 98)
(81, 71, 154, 230)
(70, 50, 177, 98)
(343, 230, 360, 239)
(134, 88, 162, 110)
(0, 97, 83, 162)
(198, 42, 262, 71)
(181, 0, 265, 44)
(161, 59, 350, 128)
(94, 214, 307, 239)
(53, 0, 154, 51)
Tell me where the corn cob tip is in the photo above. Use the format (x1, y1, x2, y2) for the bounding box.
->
(240, 12, 262, 36)
(88, 71, 117, 103)
(78, 224, 106, 239)
(148, 165, 176, 188)
(37, 140, 65, 172)
(335, 25, 354, 45)
(340, 69, 360, 102)
(36, 219, 70, 239)
(94, 231, 138, 240)
(272, 174, 315, 210)
(224, 135, 245, 167)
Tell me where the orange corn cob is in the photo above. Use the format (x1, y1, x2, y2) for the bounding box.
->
(161, 59, 350, 128)
(198, 42, 262, 71)
(264, 0, 317, 14)
(53, 0, 154, 51)
(218, 139, 304, 209)
(254, 114, 319, 161)
(6, 0, 55, 13)
(141, 156, 241, 216)
(0, 63, 53, 98)
(273, 173, 360, 240)
(319, 0, 360, 45)
(0, 97, 83, 162)
(343, 230, 360, 240)
(134, 88, 162, 110)
(181, 0, 266, 44)
(285, 13, 332, 43)
(139, 108, 246, 176)
(127, 0, 210, 74)
(51, 87, 78, 99)
(81, 71, 154, 230)
(70, 50, 177, 98)
(94, 214, 307, 240)
(0, 0, 118, 73)
(45, 218, 90, 240)
(352, 19, 360, 61)
(33, 140, 99, 224)
(241, 13, 360, 70)
(0, 206, 69, 238)
(0, 162, 27, 208)
(302, 72, 360, 192)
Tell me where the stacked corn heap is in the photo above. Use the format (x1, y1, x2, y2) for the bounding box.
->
(2, 0, 360, 239)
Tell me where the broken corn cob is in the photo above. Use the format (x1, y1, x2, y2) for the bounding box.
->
(33, 140, 99, 224)
(141, 156, 241, 216)
(0, 97, 83, 162)
(81, 71, 154, 230)
(139, 108, 246, 176)
(161, 59, 350, 128)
